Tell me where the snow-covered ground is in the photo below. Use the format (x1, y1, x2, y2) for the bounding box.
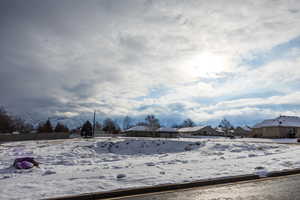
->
(181, 136, 299, 144)
(1, 137, 300, 200)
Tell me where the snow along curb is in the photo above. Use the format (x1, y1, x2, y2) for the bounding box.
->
(44, 174, 259, 200)
(43, 168, 300, 200)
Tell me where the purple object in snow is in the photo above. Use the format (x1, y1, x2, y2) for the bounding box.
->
(16, 161, 34, 169)
(13, 157, 39, 169)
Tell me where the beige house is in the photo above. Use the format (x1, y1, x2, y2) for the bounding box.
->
(177, 126, 218, 136)
(252, 116, 300, 138)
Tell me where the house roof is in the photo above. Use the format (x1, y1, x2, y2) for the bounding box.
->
(124, 126, 152, 132)
(215, 127, 224, 133)
(253, 116, 300, 128)
(242, 126, 252, 131)
(215, 127, 235, 133)
(177, 126, 208, 132)
(235, 126, 252, 132)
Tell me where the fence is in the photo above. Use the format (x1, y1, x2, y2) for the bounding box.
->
(0, 132, 71, 143)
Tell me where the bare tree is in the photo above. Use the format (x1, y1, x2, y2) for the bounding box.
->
(145, 115, 160, 131)
(122, 116, 132, 130)
(219, 118, 234, 135)
(103, 118, 120, 134)
(181, 118, 196, 127)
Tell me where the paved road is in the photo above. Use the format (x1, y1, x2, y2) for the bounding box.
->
(115, 174, 300, 200)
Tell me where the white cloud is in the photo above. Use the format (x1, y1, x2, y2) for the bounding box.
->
(1, 0, 300, 125)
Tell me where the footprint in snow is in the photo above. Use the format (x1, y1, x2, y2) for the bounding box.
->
(112, 166, 122, 169)
(255, 166, 265, 170)
(69, 177, 80, 181)
(230, 149, 242, 153)
(1, 175, 10, 179)
(117, 174, 126, 179)
(42, 170, 56, 176)
(145, 162, 156, 166)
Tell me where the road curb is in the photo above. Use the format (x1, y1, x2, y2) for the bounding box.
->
(267, 168, 300, 177)
(44, 174, 259, 200)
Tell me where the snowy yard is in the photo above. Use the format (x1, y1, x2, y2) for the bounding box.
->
(1, 137, 300, 200)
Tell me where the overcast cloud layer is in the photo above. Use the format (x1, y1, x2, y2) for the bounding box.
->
(1, 0, 300, 126)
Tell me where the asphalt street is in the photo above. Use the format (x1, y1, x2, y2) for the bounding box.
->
(114, 174, 300, 200)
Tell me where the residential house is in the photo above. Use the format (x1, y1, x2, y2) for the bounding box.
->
(177, 126, 217, 136)
(123, 126, 155, 137)
(252, 116, 300, 138)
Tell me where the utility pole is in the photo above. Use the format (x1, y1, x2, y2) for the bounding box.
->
(92, 110, 96, 137)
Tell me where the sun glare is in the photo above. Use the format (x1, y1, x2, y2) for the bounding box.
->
(182, 52, 227, 79)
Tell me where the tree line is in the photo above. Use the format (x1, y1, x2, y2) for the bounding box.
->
(0, 106, 235, 135)
(37, 120, 69, 133)
(85, 115, 235, 134)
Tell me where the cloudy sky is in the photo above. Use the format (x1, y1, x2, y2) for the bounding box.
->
(1, 0, 300, 126)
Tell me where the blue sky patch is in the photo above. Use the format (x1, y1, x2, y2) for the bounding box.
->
(241, 35, 300, 68)
(133, 85, 172, 101)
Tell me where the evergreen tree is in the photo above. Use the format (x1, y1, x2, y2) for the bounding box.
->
(44, 120, 53, 132)
(38, 119, 53, 133)
(54, 123, 63, 132)
(81, 120, 93, 137)
(54, 123, 69, 133)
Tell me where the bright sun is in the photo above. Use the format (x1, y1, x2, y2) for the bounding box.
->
(181, 52, 228, 79)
